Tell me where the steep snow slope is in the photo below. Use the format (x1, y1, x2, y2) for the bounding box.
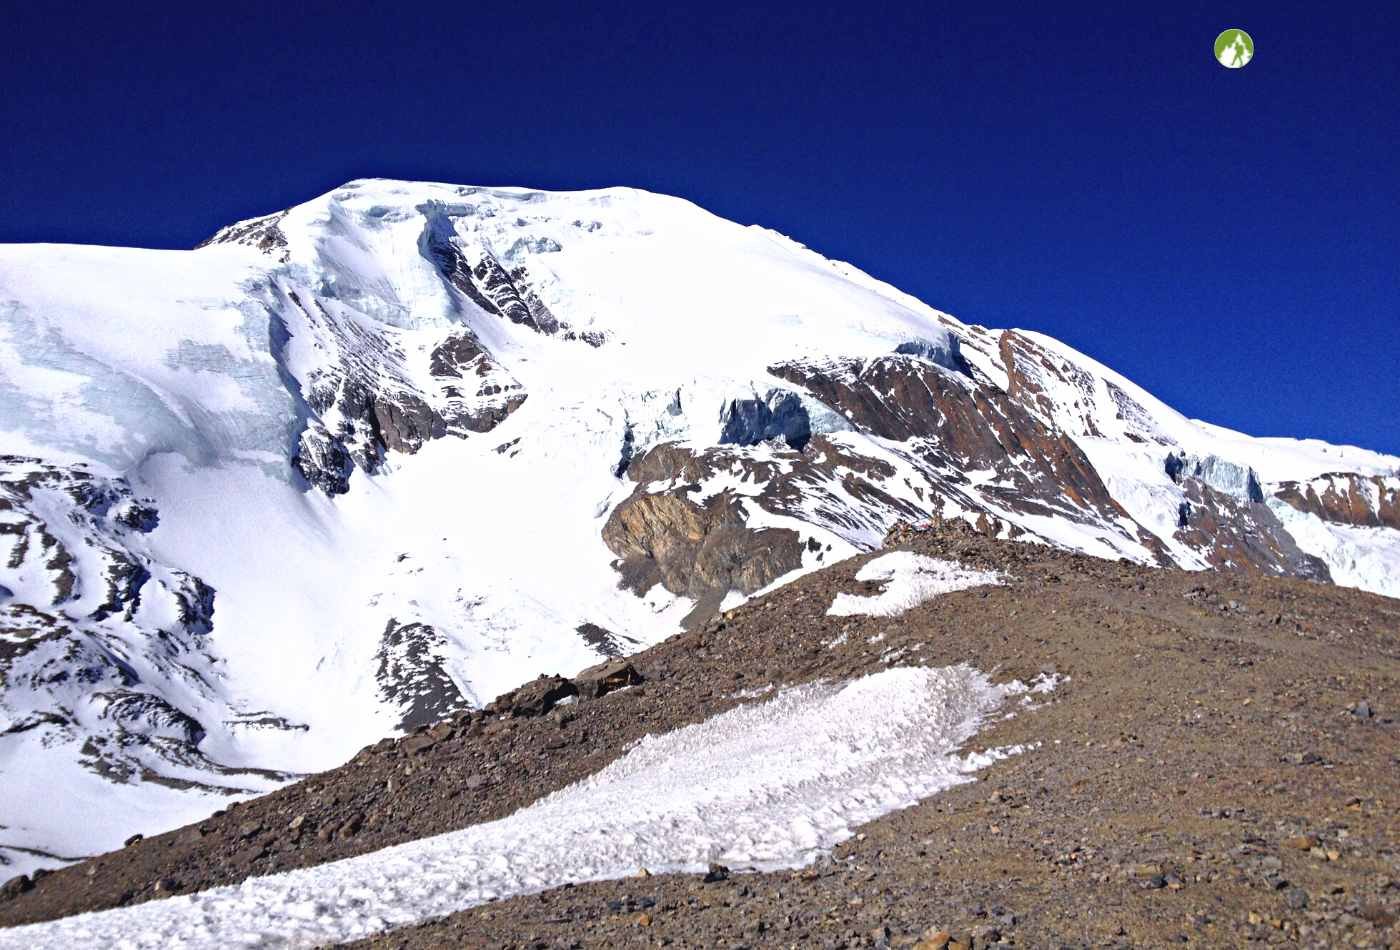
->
(1, 178, 1397, 875)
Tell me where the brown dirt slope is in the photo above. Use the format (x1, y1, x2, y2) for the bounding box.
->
(2, 523, 1398, 948)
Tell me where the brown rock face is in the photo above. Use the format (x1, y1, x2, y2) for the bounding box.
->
(602, 476, 805, 603)
(1274, 473, 1400, 529)
(1174, 481, 1331, 581)
(769, 355, 1166, 557)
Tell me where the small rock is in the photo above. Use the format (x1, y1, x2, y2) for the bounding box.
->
(574, 659, 643, 699)
(1351, 701, 1373, 720)
(969, 925, 1001, 947)
(402, 734, 440, 756)
(1283, 835, 1317, 851)
(0, 875, 33, 900)
(703, 862, 730, 883)
(634, 912, 652, 927)
(508, 675, 579, 717)
(237, 820, 264, 840)
(123, 833, 144, 847)
(1359, 903, 1397, 927)
(153, 877, 180, 894)
(1285, 887, 1309, 910)
(288, 814, 308, 833)
(916, 931, 953, 950)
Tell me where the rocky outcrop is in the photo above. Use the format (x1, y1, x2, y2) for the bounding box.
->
(573, 659, 642, 699)
(375, 620, 473, 731)
(770, 355, 1165, 556)
(575, 623, 636, 658)
(280, 291, 527, 496)
(483, 674, 577, 718)
(1173, 480, 1331, 581)
(419, 202, 559, 335)
(0, 457, 291, 822)
(195, 211, 289, 258)
(602, 476, 805, 603)
(427, 330, 529, 433)
(1273, 473, 1400, 529)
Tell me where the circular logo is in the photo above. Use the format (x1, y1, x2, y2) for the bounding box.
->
(1214, 28, 1254, 69)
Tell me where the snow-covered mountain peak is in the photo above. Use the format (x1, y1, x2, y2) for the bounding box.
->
(2, 178, 1397, 876)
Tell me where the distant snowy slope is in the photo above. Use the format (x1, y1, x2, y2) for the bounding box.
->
(1, 178, 1397, 875)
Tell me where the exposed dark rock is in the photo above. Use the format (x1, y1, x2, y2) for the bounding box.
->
(293, 420, 356, 495)
(374, 620, 473, 731)
(770, 354, 1165, 559)
(614, 422, 637, 478)
(575, 622, 635, 658)
(1274, 472, 1400, 529)
(573, 659, 642, 699)
(417, 202, 559, 335)
(489, 675, 578, 718)
(0, 875, 33, 900)
(195, 210, 289, 258)
(281, 289, 527, 496)
(1172, 479, 1331, 581)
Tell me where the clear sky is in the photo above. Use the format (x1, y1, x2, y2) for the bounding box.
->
(2, 2, 1397, 454)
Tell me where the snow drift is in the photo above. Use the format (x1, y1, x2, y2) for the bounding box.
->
(0, 664, 1032, 949)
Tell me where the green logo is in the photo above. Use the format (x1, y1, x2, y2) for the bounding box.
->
(1214, 28, 1254, 69)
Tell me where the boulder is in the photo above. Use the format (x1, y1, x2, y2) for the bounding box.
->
(574, 659, 643, 699)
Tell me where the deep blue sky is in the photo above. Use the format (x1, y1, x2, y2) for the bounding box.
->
(3, 2, 1397, 453)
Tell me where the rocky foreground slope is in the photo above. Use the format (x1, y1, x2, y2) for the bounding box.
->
(1, 523, 1396, 947)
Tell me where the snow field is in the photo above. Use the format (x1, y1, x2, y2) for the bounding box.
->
(828, 552, 1005, 618)
(0, 664, 1036, 949)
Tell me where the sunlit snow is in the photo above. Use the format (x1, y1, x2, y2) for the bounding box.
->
(828, 552, 1004, 617)
(0, 664, 1035, 949)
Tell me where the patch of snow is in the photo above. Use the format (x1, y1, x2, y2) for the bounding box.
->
(2, 665, 1038, 949)
(828, 552, 1005, 618)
